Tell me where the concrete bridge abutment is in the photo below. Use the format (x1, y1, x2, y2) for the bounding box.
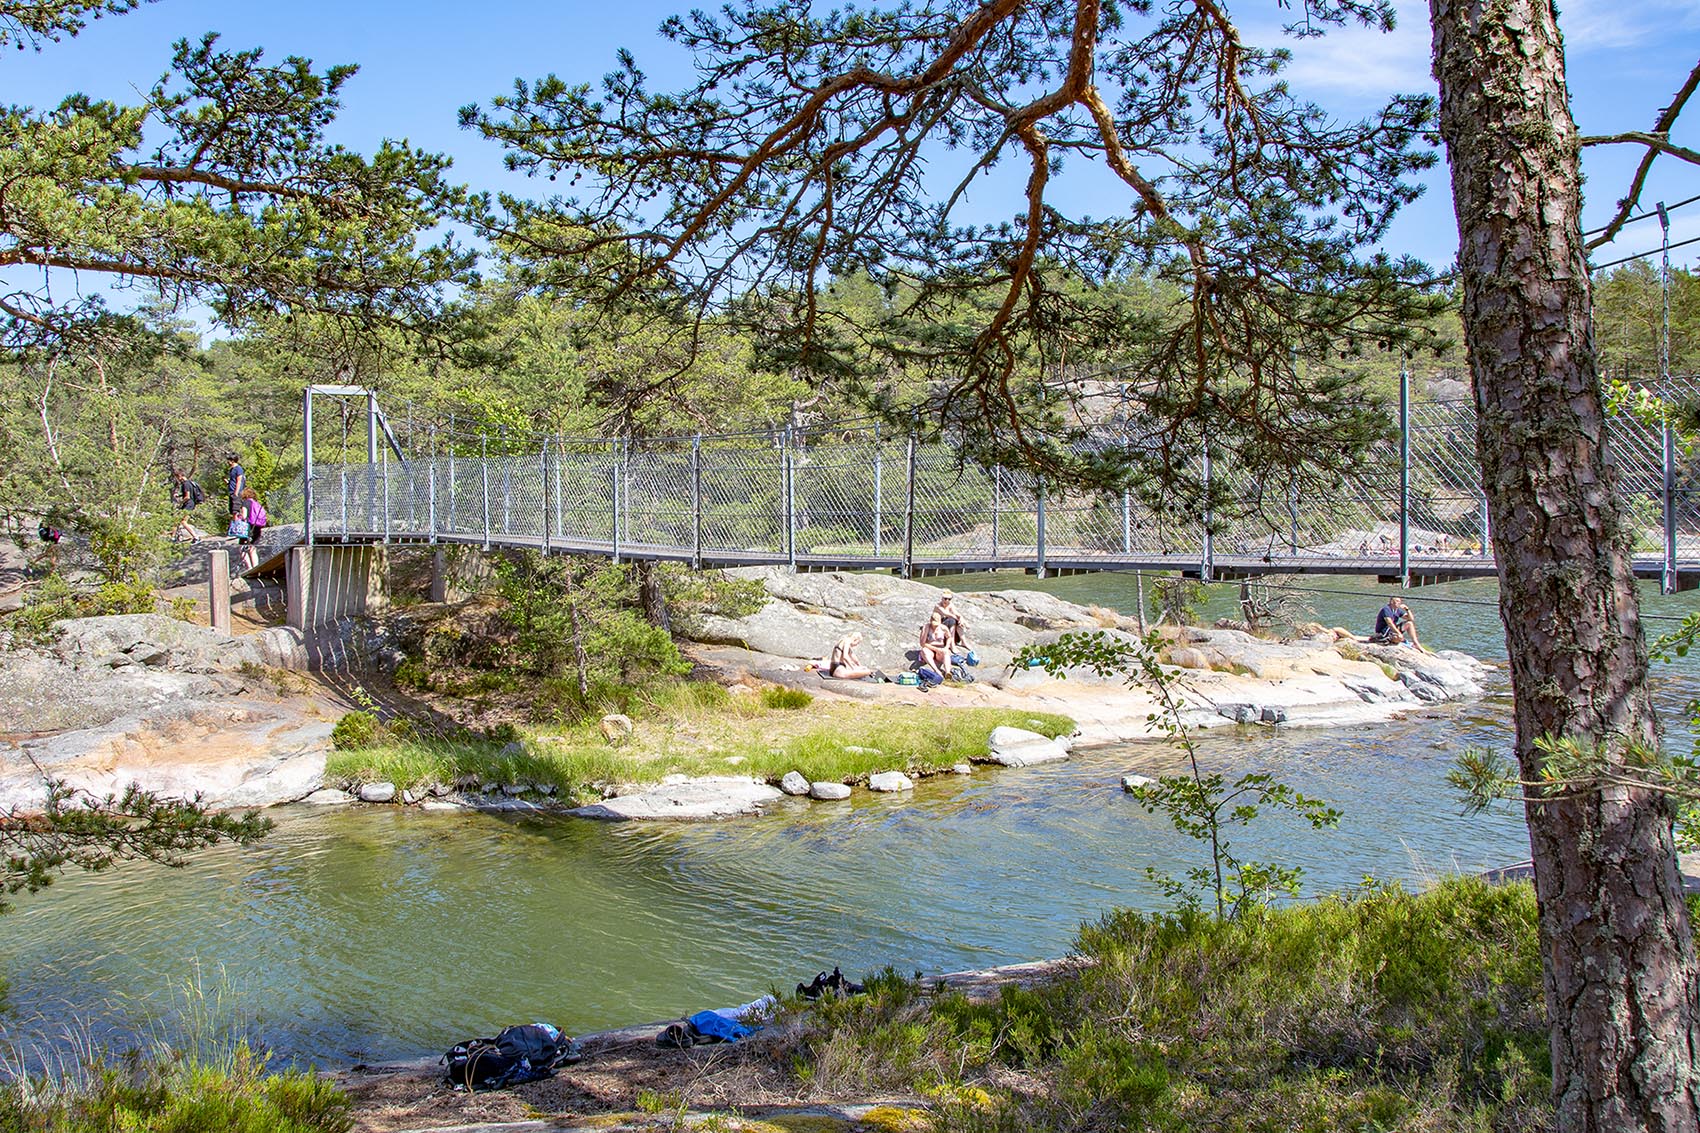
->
(285, 545, 388, 667)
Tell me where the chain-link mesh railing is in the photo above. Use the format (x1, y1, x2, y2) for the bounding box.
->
(298, 378, 1700, 588)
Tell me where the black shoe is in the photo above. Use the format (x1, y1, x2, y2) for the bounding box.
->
(796, 970, 831, 1000)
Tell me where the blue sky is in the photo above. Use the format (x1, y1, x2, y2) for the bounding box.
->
(8, 0, 1700, 280)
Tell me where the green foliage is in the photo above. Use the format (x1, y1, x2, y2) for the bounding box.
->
(492, 551, 689, 718)
(0, 1042, 350, 1133)
(1016, 630, 1338, 918)
(5, 572, 156, 645)
(759, 686, 814, 710)
(658, 564, 769, 633)
(330, 711, 380, 751)
(780, 879, 1551, 1132)
(0, 778, 271, 914)
(1147, 577, 1205, 627)
(327, 705, 1075, 798)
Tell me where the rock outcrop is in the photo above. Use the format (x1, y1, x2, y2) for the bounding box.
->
(1, 615, 330, 812)
(567, 776, 782, 820)
(686, 569, 1492, 743)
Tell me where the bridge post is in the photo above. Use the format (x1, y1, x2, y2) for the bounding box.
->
(902, 428, 916, 578)
(1288, 483, 1299, 554)
(873, 424, 883, 557)
(381, 443, 391, 544)
(339, 469, 348, 535)
(991, 466, 1001, 559)
(1036, 479, 1048, 579)
(784, 424, 796, 567)
(541, 436, 552, 555)
(303, 387, 315, 547)
(612, 438, 623, 564)
(366, 391, 378, 534)
(1478, 492, 1489, 557)
(553, 435, 564, 539)
(448, 413, 456, 533)
(500, 426, 512, 537)
(1121, 485, 1131, 556)
(1664, 417, 1679, 594)
(1398, 362, 1411, 588)
(1200, 441, 1214, 582)
(691, 434, 703, 569)
(427, 425, 438, 544)
(479, 432, 491, 551)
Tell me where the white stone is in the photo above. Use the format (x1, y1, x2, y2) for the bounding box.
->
(357, 781, 396, 803)
(419, 799, 463, 811)
(867, 771, 914, 792)
(809, 781, 853, 800)
(1121, 774, 1157, 792)
(568, 776, 782, 821)
(780, 770, 811, 796)
(599, 713, 635, 745)
(951, 762, 973, 775)
(984, 726, 1070, 768)
(400, 788, 418, 805)
(501, 782, 527, 796)
(301, 788, 356, 805)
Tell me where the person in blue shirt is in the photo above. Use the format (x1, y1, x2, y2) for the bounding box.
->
(224, 452, 246, 515)
(1371, 596, 1421, 647)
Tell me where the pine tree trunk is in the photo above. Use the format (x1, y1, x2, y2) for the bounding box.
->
(637, 559, 671, 633)
(1429, 2, 1700, 1128)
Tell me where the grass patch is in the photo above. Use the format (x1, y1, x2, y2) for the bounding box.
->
(775, 878, 1553, 1132)
(326, 682, 1072, 799)
(760, 686, 815, 710)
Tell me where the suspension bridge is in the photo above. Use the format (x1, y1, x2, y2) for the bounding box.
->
(263, 376, 1700, 631)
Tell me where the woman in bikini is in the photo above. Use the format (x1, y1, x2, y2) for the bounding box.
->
(828, 632, 874, 680)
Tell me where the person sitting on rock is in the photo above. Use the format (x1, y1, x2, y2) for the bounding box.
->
(1370, 596, 1421, 647)
(827, 632, 874, 680)
(919, 613, 952, 672)
(933, 594, 969, 649)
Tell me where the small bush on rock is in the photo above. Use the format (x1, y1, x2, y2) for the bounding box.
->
(330, 711, 379, 751)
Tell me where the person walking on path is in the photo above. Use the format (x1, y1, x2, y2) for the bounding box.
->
(224, 452, 246, 517)
(169, 469, 207, 544)
(237, 488, 267, 571)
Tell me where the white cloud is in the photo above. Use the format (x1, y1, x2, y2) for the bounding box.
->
(1556, 0, 1700, 53)
(1272, 3, 1433, 99)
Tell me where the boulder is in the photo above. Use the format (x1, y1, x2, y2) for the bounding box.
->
(809, 781, 853, 801)
(568, 776, 781, 820)
(951, 763, 973, 775)
(301, 788, 356, 805)
(599, 713, 635, 746)
(867, 771, 914, 792)
(983, 726, 1070, 768)
(780, 770, 811, 796)
(357, 781, 397, 803)
(1121, 774, 1157, 792)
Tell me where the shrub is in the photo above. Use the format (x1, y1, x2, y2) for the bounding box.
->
(760, 686, 814, 710)
(330, 711, 379, 751)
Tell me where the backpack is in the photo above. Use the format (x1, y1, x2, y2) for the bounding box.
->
(246, 498, 268, 528)
(916, 664, 944, 688)
(37, 524, 61, 544)
(442, 1022, 578, 1090)
(186, 480, 205, 506)
(950, 662, 975, 683)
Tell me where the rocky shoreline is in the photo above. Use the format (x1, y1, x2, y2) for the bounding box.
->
(0, 570, 1492, 818)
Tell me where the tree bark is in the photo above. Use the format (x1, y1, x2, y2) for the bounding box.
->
(1430, 2, 1700, 1129)
(636, 558, 672, 633)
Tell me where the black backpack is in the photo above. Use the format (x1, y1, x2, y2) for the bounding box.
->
(186, 480, 205, 506)
(442, 1023, 580, 1090)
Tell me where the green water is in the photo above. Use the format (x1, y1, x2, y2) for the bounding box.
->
(1, 575, 1695, 1067)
